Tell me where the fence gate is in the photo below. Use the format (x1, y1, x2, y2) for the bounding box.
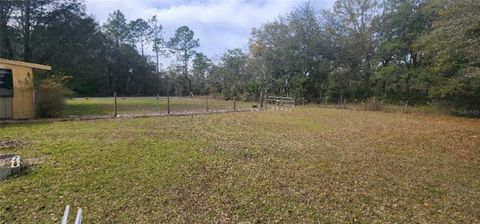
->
(266, 96, 295, 111)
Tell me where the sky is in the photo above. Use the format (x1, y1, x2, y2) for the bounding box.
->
(84, 0, 335, 64)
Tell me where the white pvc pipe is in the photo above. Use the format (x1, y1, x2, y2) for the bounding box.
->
(75, 208, 82, 224)
(61, 205, 70, 224)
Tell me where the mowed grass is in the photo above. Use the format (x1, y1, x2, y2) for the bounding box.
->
(64, 97, 254, 117)
(1, 108, 479, 223)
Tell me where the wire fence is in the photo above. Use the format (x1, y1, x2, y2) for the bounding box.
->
(64, 93, 259, 118)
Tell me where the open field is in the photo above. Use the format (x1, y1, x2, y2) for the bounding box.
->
(65, 97, 254, 117)
(1, 108, 479, 223)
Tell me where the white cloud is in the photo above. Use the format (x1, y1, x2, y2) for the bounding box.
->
(84, 0, 335, 65)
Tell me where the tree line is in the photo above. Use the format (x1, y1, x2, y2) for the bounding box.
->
(246, 0, 479, 110)
(0, 0, 478, 110)
(0, 0, 196, 96)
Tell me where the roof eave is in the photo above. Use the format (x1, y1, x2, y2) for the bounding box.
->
(0, 58, 52, 71)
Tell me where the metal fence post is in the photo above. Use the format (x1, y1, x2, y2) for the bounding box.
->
(113, 91, 117, 117)
(167, 96, 170, 115)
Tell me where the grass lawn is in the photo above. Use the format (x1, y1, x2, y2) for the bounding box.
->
(1, 108, 479, 222)
(64, 97, 254, 117)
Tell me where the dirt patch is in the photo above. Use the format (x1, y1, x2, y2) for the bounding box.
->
(22, 157, 45, 167)
(0, 139, 29, 150)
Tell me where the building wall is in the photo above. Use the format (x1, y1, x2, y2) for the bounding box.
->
(0, 63, 34, 119)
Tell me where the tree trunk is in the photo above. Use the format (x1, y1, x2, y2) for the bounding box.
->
(0, 16, 13, 59)
(259, 87, 267, 108)
(405, 72, 411, 105)
(183, 55, 193, 96)
(186, 76, 193, 97)
(23, 0, 32, 62)
(124, 71, 130, 95)
(155, 51, 159, 74)
(259, 89, 264, 108)
(405, 51, 417, 105)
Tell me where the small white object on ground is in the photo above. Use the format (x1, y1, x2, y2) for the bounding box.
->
(0, 154, 20, 179)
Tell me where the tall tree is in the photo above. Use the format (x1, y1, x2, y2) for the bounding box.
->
(129, 18, 150, 57)
(191, 52, 212, 95)
(21, 0, 33, 61)
(287, 2, 326, 99)
(103, 10, 129, 47)
(327, 0, 381, 99)
(248, 3, 330, 101)
(248, 30, 274, 107)
(0, 0, 16, 59)
(17, 0, 56, 62)
(219, 49, 249, 98)
(31, 2, 109, 94)
(148, 15, 165, 74)
(167, 25, 200, 96)
(418, 0, 480, 108)
(375, 0, 433, 103)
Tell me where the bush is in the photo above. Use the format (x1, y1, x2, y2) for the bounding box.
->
(36, 78, 72, 118)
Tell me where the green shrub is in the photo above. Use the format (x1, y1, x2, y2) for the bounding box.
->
(36, 78, 72, 118)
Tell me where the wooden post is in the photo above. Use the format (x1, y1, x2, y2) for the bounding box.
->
(302, 97, 305, 106)
(113, 91, 117, 117)
(233, 96, 237, 111)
